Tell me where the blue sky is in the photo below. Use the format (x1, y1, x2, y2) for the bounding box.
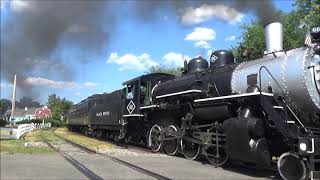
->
(0, 0, 295, 104)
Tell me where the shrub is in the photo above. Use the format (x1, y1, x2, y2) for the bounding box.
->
(16, 119, 42, 125)
(44, 118, 64, 127)
(0, 119, 7, 127)
(16, 118, 64, 127)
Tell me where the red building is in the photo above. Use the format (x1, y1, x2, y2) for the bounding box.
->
(34, 106, 52, 119)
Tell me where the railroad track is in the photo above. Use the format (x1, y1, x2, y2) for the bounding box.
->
(42, 129, 172, 180)
(71, 131, 155, 155)
(40, 129, 104, 180)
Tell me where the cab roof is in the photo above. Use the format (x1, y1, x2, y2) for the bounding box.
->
(122, 73, 175, 86)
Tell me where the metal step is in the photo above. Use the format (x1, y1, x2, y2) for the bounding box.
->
(273, 106, 284, 109)
(285, 121, 296, 124)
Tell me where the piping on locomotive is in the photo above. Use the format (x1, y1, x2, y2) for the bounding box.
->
(67, 22, 320, 180)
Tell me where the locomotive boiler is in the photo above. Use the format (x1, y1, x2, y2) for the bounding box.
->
(67, 22, 320, 180)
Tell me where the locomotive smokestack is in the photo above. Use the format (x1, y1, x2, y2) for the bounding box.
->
(264, 22, 283, 54)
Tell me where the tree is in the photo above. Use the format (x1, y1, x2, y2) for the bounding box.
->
(235, 21, 265, 61)
(294, 0, 320, 28)
(0, 99, 12, 116)
(234, 0, 318, 61)
(147, 65, 181, 76)
(47, 94, 73, 122)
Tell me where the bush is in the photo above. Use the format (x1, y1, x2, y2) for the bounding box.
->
(16, 119, 42, 125)
(0, 119, 7, 127)
(44, 118, 64, 127)
(16, 118, 64, 127)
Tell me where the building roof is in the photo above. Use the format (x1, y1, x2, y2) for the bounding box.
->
(5, 107, 39, 117)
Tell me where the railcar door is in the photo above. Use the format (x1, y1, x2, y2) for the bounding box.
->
(122, 81, 141, 117)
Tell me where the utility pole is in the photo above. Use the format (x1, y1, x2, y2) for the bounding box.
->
(10, 74, 17, 126)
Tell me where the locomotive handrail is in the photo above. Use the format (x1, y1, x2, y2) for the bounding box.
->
(258, 66, 286, 97)
(258, 66, 309, 133)
(308, 65, 320, 95)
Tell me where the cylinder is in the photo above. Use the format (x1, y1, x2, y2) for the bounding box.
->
(277, 152, 307, 180)
(265, 22, 283, 54)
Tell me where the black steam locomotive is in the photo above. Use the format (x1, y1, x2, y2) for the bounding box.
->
(67, 22, 320, 180)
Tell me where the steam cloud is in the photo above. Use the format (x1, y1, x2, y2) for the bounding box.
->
(1, 1, 111, 97)
(1, 0, 279, 99)
(233, 0, 281, 25)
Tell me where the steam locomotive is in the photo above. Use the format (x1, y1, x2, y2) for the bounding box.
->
(67, 22, 320, 180)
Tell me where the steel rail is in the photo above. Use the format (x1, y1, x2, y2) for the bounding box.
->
(40, 129, 103, 180)
(54, 132, 172, 180)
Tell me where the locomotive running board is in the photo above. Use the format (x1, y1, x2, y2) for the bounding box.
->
(156, 90, 202, 99)
(194, 92, 274, 102)
(123, 114, 144, 117)
(140, 105, 159, 109)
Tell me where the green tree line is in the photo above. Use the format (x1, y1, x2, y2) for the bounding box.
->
(234, 0, 319, 61)
(148, 0, 319, 75)
(0, 94, 73, 123)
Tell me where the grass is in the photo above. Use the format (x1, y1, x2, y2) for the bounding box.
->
(0, 139, 53, 154)
(0, 129, 56, 154)
(1, 128, 114, 154)
(24, 129, 61, 142)
(0, 129, 12, 135)
(54, 128, 113, 152)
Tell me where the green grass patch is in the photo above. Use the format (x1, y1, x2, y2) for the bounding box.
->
(0, 129, 61, 154)
(55, 128, 113, 152)
(24, 129, 62, 142)
(0, 139, 53, 154)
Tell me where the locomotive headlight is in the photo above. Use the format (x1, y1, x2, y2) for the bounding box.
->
(299, 143, 307, 151)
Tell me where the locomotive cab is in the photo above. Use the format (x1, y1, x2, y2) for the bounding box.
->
(122, 73, 175, 117)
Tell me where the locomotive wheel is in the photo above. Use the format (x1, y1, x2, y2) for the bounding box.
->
(181, 139, 201, 160)
(162, 125, 179, 156)
(148, 125, 162, 152)
(205, 145, 229, 167)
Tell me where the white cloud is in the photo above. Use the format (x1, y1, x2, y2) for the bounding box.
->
(185, 27, 215, 49)
(75, 92, 81, 96)
(162, 52, 191, 67)
(1, 0, 8, 9)
(225, 35, 236, 42)
(185, 27, 216, 42)
(207, 49, 214, 57)
(25, 77, 79, 89)
(83, 82, 100, 87)
(194, 41, 211, 49)
(0, 82, 13, 88)
(106, 52, 158, 71)
(10, 0, 33, 12)
(180, 4, 244, 25)
(24, 77, 102, 89)
(67, 24, 89, 33)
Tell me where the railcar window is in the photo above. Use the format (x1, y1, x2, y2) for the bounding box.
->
(140, 82, 151, 105)
(126, 85, 134, 99)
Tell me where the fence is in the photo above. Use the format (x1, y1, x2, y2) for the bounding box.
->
(13, 123, 51, 139)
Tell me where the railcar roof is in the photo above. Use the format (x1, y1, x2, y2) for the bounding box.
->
(122, 73, 175, 85)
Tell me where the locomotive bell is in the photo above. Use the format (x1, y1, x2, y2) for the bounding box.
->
(210, 50, 235, 68)
(187, 56, 209, 74)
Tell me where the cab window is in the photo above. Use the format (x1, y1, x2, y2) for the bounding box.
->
(126, 85, 134, 99)
(140, 81, 152, 105)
